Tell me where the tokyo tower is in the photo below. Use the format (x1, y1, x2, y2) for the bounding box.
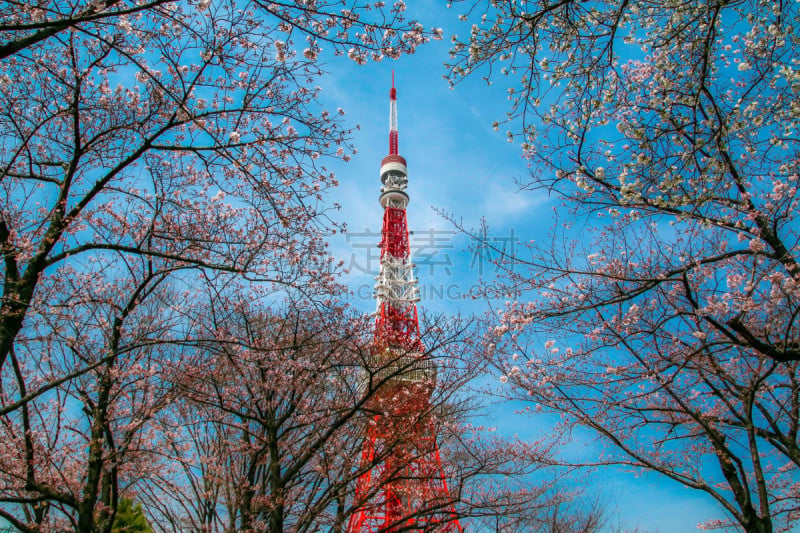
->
(346, 76, 464, 532)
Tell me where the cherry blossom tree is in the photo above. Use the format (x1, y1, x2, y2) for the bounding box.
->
(0, 254, 190, 531)
(0, 0, 442, 530)
(447, 0, 800, 531)
(0, 0, 441, 381)
(123, 290, 590, 533)
(442, 427, 610, 533)
(134, 298, 495, 533)
(448, 0, 800, 364)
(138, 297, 372, 532)
(485, 315, 800, 531)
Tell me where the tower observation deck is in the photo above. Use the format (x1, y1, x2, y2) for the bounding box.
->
(346, 76, 464, 532)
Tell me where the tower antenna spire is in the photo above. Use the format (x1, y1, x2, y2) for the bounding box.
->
(389, 70, 399, 155)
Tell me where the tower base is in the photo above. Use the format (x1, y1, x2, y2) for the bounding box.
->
(347, 414, 463, 533)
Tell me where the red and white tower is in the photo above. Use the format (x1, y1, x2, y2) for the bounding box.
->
(347, 77, 463, 532)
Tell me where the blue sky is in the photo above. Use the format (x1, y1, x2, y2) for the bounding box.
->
(315, 3, 729, 531)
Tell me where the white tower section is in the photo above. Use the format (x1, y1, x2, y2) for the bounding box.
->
(374, 155, 419, 316)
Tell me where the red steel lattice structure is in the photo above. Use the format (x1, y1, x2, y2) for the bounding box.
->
(346, 78, 463, 532)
